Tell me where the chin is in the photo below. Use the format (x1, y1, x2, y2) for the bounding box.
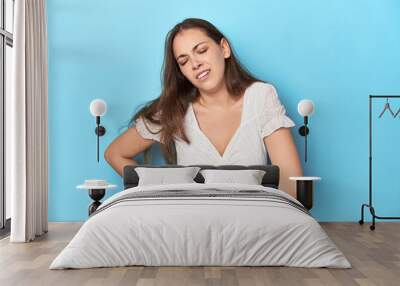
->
(196, 78, 224, 94)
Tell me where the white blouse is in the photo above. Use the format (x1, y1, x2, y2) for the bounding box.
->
(135, 82, 295, 165)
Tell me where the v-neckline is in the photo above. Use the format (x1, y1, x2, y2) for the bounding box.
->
(189, 87, 249, 159)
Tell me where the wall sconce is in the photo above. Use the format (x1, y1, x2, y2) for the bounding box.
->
(89, 99, 107, 162)
(297, 99, 315, 163)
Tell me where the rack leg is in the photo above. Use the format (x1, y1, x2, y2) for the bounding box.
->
(359, 204, 377, 230)
(370, 206, 376, 231)
(360, 201, 400, 230)
(359, 204, 367, 225)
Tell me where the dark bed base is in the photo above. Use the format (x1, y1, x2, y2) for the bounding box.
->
(121, 164, 312, 211)
(123, 164, 280, 189)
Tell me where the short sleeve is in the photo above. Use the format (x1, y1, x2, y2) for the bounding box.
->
(135, 116, 162, 142)
(256, 83, 295, 138)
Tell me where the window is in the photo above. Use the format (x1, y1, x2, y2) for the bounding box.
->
(0, 0, 14, 236)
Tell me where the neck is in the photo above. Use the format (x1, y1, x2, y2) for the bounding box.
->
(197, 81, 235, 108)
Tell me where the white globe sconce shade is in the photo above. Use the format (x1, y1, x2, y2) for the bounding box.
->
(90, 99, 107, 117)
(297, 99, 314, 117)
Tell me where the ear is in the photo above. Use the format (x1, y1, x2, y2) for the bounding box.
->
(220, 38, 231, 59)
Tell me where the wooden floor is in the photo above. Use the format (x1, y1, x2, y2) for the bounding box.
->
(0, 222, 399, 286)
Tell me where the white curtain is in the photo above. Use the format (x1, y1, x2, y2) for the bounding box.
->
(8, 0, 48, 242)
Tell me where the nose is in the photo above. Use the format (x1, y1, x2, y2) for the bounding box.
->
(191, 58, 202, 70)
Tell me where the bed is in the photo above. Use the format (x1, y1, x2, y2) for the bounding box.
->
(49, 164, 351, 269)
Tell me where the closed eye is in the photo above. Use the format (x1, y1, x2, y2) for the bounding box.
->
(178, 60, 187, 66)
(178, 48, 207, 66)
(198, 48, 207, 54)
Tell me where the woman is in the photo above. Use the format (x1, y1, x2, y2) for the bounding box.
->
(105, 18, 303, 198)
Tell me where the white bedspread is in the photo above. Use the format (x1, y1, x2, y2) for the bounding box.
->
(49, 183, 351, 269)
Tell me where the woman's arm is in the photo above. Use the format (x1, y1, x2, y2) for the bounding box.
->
(104, 126, 156, 176)
(263, 127, 303, 198)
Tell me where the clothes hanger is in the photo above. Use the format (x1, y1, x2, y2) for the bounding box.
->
(378, 97, 395, 118)
(394, 106, 400, 118)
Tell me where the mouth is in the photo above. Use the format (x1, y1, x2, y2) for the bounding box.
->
(196, 69, 210, 81)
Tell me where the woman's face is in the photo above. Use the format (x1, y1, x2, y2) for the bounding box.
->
(172, 28, 231, 93)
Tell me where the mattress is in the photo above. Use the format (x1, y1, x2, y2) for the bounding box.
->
(49, 183, 351, 269)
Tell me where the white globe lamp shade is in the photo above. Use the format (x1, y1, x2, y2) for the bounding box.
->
(90, 99, 107, 117)
(297, 99, 315, 117)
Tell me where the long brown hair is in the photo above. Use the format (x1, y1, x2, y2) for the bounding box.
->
(131, 18, 261, 164)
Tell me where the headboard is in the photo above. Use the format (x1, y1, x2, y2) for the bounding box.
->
(123, 164, 280, 189)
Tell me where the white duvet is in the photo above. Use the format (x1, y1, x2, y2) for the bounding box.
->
(49, 183, 351, 269)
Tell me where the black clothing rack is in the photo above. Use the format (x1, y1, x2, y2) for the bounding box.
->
(359, 95, 400, 230)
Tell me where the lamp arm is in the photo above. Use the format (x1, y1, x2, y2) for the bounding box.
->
(305, 116, 308, 163)
(97, 128, 100, 162)
(305, 128, 307, 162)
(97, 117, 100, 162)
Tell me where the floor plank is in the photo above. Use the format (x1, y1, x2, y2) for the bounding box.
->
(0, 222, 399, 286)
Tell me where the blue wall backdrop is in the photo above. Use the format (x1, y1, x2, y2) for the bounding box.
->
(46, 0, 400, 222)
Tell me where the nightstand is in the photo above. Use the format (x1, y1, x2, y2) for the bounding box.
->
(289, 176, 321, 210)
(77, 180, 117, 216)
